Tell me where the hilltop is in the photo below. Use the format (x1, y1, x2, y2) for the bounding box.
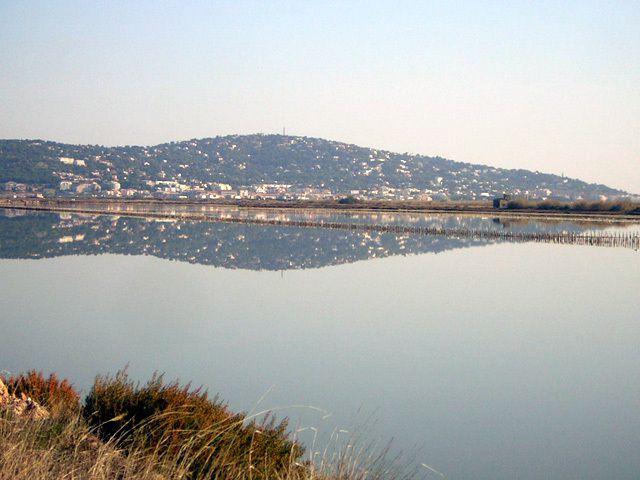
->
(0, 134, 630, 201)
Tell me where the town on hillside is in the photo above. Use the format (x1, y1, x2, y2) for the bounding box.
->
(1, 136, 635, 202)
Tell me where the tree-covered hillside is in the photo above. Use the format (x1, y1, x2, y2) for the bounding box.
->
(0, 135, 628, 200)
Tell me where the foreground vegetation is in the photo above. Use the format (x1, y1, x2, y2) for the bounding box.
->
(0, 370, 420, 480)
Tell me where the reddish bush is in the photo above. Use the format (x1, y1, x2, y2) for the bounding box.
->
(2, 370, 80, 416)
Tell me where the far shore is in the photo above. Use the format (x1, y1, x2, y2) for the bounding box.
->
(1, 197, 640, 223)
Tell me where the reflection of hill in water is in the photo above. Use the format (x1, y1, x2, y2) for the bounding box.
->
(1, 209, 501, 270)
(3, 208, 631, 269)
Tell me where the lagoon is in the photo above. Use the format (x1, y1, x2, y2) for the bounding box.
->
(1, 208, 639, 479)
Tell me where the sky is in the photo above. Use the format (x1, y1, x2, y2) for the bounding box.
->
(1, 0, 639, 193)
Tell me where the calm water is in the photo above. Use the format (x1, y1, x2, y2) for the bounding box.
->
(1, 208, 639, 479)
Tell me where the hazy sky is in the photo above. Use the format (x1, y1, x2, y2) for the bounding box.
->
(1, 1, 639, 193)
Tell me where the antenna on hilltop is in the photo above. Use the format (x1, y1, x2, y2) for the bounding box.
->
(282, 126, 286, 136)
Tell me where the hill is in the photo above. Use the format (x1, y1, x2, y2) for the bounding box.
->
(0, 134, 629, 200)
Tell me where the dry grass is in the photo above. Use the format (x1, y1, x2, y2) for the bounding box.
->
(0, 414, 421, 480)
(0, 370, 424, 480)
(0, 413, 146, 480)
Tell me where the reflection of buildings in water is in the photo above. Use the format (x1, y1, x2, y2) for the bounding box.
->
(0, 209, 499, 270)
(1, 209, 637, 270)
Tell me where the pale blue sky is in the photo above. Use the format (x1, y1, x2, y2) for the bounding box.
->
(1, 1, 639, 192)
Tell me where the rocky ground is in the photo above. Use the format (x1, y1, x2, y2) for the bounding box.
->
(0, 377, 49, 419)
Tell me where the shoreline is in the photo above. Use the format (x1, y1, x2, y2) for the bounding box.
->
(2, 197, 640, 224)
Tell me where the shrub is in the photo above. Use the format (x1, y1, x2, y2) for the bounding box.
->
(537, 200, 569, 210)
(338, 196, 358, 205)
(2, 370, 80, 417)
(570, 200, 588, 211)
(504, 199, 640, 214)
(83, 370, 304, 479)
(506, 199, 530, 209)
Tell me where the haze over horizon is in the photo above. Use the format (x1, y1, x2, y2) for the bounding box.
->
(1, 1, 638, 193)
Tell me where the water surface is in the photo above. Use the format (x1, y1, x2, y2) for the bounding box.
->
(1, 209, 639, 479)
